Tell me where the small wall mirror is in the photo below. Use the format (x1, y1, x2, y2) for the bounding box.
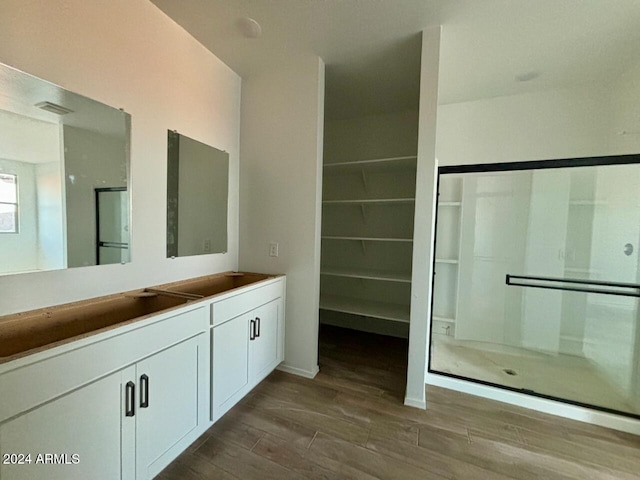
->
(166, 131, 229, 257)
(0, 62, 131, 276)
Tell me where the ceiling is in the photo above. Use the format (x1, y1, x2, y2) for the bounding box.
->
(150, 0, 640, 118)
(436, 1, 640, 105)
(0, 62, 128, 151)
(0, 110, 60, 165)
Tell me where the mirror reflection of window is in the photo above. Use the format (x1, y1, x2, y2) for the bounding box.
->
(0, 61, 131, 276)
(0, 173, 18, 233)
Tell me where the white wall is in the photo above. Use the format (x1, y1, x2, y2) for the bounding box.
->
(239, 55, 325, 378)
(0, 159, 38, 273)
(436, 83, 614, 166)
(324, 110, 419, 163)
(64, 126, 127, 268)
(406, 27, 441, 408)
(0, 0, 241, 315)
(35, 161, 65, 271)
(608, 61, 640, 154)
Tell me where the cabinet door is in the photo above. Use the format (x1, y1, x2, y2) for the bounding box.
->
(211, 314, 251, 421)
(249, 299, 281, 384)
(0, 368, 135, 480)
(135, 335, 204, 480)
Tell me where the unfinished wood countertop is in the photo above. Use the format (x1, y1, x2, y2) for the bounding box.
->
(0, 271, 282, 364)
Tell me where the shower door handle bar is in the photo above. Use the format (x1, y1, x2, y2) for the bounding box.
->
(98, 241, 129, 249)
(506, 274, 640, 298)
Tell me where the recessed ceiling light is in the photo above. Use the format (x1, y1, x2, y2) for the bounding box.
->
(238, 17, 262, 39)
(515, 71, 540, 82)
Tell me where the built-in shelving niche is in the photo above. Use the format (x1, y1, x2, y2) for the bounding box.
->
(432, 175, 463, 337)
(319, 156, 417, 338)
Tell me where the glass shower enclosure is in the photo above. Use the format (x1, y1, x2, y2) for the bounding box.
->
(429, 154, 640, 418)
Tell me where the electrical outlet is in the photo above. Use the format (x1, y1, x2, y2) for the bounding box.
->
(269, 242, 279, 257)
(203, 238, 211, 252)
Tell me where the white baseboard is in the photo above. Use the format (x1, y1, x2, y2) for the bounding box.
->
(277, 363, 320, 379)
(426, 373, 640, 435)
(404, 396, 427, 410)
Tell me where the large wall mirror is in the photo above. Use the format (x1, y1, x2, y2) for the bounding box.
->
(166, 131, 229, 258)
(0, 62, 131, 276)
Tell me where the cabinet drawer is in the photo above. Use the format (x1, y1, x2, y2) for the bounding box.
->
(211, 280, 283, 327)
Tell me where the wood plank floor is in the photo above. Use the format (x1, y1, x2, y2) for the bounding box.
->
(159, 325, 640, 480)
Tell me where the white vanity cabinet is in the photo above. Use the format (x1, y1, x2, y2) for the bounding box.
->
(0, 305, 209, 480)
(211, 310, 251, 420)
(0, 273, 286, 480)
(0, 370, 129, 480)
(134, 333, 208, 479)
(211, 278, 285, 421)
(249, 299, 281, 383)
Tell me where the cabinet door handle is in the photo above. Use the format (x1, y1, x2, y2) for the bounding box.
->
(140, 374, 149, 408)
(125, 381, 135, 417)
(255, 317, 261, 338)
(249, 319, 256, 340)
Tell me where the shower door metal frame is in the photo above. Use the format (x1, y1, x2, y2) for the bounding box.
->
(429, 153, 640, 420)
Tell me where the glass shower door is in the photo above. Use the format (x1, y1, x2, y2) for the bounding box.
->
(430, 157, 640, 418)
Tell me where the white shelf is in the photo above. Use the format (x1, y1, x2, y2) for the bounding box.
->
(564, 267, 600, 275)
(324, 156, 416, 167)
(323, 156, 417, 174)
(435, 258, 458, 264)
(321, 267, 412, 283)
(322, 236, 413, 243)
(320, 294, 410, 323)
(432, 176, 463, 340)
(433, 315, 455, 324)
(320, 149, 417, 333)
(569, 200, 607, 206)
(323, 198, 415, 206)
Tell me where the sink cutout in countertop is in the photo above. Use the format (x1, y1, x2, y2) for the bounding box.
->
(159, 272, 275, 298)
(0, 292, 190, 360)
(0, 271, 281, 363)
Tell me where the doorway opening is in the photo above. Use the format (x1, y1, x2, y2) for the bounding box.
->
(318, 34, 422, 397)
(95, 187, 129, 265)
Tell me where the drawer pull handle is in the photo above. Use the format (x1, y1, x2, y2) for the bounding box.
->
(250, 319, 256, 340)
(125, 381, 135, 417)
(255, 317, 261, 338)
(140, 374, 149, 408)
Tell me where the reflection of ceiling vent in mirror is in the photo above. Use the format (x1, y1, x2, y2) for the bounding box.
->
(34, 101, 74, 115)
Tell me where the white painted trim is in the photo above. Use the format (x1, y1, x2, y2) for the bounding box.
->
(277, 363, 319, 379)
(404, 396, 427, 410)
(426, 372, 640, 435)
(405, 26, 442, 410)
